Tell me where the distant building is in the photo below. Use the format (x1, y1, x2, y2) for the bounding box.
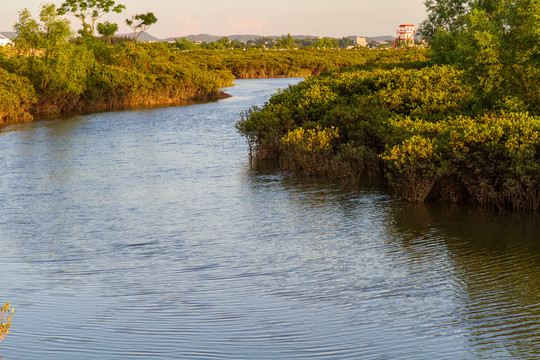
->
(0, 34, 13, 47)
(395, 24, 416, 47)
(355, 36, 368, 47)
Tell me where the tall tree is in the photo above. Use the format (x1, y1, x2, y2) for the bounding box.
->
(13, 3, 72, 73)
(39, 3, 72, 57)
(419, 0, 473, 40)
(175, 37, 197, 50)
(13, 9, 41, 55)
(97, 20, 118, 43)
(313, 37, 339, 49)
(275, 34, 296, 49)
(57, 0, 125, 37)
(125, 12, 157, 43)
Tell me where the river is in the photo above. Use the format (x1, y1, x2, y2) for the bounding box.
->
(0, 78, 539, 359)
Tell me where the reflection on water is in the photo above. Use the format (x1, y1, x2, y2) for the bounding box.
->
(0, 78, 539, 359)
(246, 159, 540, 359)
(390, 203, 540, 359)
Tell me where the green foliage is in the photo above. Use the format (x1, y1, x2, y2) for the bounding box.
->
(1, 41, 96, 116)
(236, 56, 470, 162)
(281, 126, 339, 174)
(428, 0, 540, 114)
(178, 47, 429, 79)
(230, 0, 540, 211)
(88, 43, 234, 108)
(174, 38, 198, 51)
(312, 37, 339, 49)
(245, 36, 275, 48)
(12, 3, 72, 80)
(3, 40, 401, 125)
(97, 21, 118, 39)
(196, 37, 245, 50)
(39, 3, 72, 48)
(236, 47, 540, 210)
(419, 0, 473, 40)
(0, 40, 236, 120)
(383, 135, 440, 202)
(384, 112, 540, 209)
(169, 35, 368, 51)
(0, 67, 37, 124)
(13, 8, 41, 53)
(275, 34, 297, 49)
(339, 37, 355, 48)
(37, 43, 95, 112)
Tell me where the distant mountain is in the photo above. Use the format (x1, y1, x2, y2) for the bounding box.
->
(118, 32, 161, 42)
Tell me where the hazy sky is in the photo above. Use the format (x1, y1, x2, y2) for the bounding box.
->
(1, 0, 427, 38)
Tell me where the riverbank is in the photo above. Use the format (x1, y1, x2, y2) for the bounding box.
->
(175, 48, 429, 79)
(0, 44, 428, 126)
(4, 41, 538, 210)
(0, 42, 236, 126)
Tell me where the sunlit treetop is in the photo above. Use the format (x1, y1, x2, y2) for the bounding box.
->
(57, 0, 126, 37)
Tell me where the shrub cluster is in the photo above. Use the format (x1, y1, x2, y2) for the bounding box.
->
(236, 49, 540, 210)
(236, 56, 470, 162)
(281, 125, 339, 175)
(178, 48, 429, 79)
(0, 67, 36, 125)
(0, 41, 235, 122)
(0, 45, 428, 124)
(384, 113, 540, 209)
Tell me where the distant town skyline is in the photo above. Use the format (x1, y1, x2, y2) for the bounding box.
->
(1, 0, 427, 39)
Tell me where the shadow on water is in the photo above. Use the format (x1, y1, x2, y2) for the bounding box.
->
(246, 158, 391, 193)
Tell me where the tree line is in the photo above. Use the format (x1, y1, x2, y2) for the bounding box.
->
(174, 34, 388, 50)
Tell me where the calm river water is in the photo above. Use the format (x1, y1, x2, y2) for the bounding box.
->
(1, 78, 540, 359)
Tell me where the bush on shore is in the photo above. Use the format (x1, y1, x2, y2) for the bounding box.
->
(0, 41, 236, 121)
(0, 67, 36, 125)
